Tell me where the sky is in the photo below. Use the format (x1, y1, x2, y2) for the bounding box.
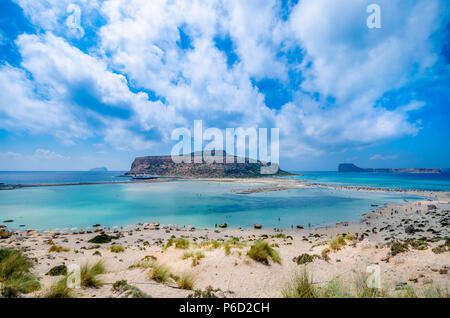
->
(0, 0, 449, 171)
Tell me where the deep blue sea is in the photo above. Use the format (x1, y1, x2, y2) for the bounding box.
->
(288, 171, 450, 191)
(0, 171, 446, 230)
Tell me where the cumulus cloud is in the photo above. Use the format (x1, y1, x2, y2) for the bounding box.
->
(2, 0, 448, 159)
(34, 148, 67, 160)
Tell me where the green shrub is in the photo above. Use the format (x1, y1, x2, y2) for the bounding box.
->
(247, 240, 281, 265)
(112, 279, 151, 298)
(46, 265, 68, 276)
(48, 245, 70, 253)
(110, 245, 125, 253)
(390, 241, 409, 256)
(293, 253, 317, 265)
(88, 234, 115, 244)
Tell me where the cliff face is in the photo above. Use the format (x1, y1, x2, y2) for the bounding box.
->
(126, 152, 290, 178)
(338, 163, 441, 173)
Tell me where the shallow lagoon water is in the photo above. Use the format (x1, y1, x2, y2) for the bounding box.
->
(0, 181, 426, 230)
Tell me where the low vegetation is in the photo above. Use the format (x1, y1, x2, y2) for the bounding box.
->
(282, 269, 448, 298)
(110, 245, 125, 253)
(148, 262, 171, 284)
(293, 253, 318, 265)
(247, 240, 281, 265)
(176, 272, 196, 290)
(390, 241, 409, 256)
(165, 238, 190, 250)
(282, 269, 318, 298)
(0, 248, 40, 297)
(46, 265, 68, 276)
(48, 245, 70, 253)
(182, 251, 205, 266)
(44, 277, 73, 298)
(112, 279, 151, 298)
(88, 234, 115, 244)
(80, 261, 105, 288)
(329, 234, 348, 251)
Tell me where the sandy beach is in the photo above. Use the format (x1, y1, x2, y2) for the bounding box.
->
(0, 178, 448, 298)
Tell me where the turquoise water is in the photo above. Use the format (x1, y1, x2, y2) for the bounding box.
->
(0, 171, 129, 185)
(288, 171, 450, 191)
(0, 181, 426, 231)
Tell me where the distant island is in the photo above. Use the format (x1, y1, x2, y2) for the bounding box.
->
(126, 151, 291, 178)
(89, 167, 108, 172)
(338, 163, 441, 174)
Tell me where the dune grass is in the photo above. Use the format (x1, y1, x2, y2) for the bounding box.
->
(282, 269, 318, 298)
(281, 268, 448, 298)
(247, 240, 281, 265)
(182, 251, 205, 266)
(80, 261, 105, 288)
(165, 238, 190, 250)
(176, 272, 196, 290)
(48, 245, 70, 253)
(329, 235, 347, 251)
(148, 262, 171, 284)
(44, 276, 73, 298)
(110, 245, 125, 253)
(0, 248, 40, 297)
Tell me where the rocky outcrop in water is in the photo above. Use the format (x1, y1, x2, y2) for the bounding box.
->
(338, 163, 441, 174)
(126, 151, 291, 178)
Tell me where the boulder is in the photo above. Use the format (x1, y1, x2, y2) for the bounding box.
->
(0, 226, 10, 239)
(219, 223, 227, 228)
(253, 224, 262, 229)
(296, 225, 304, 229)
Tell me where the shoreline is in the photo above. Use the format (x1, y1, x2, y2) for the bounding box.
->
(1, 177, 449, 234)
(1, 196, 448, 298)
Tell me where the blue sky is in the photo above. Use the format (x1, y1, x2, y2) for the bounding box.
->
(0, 0, 449, 171)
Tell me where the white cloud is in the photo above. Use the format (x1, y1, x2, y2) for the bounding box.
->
(370, 154, 399, 161)
(3, 0, 447, 160)
(0, 151, 23, 159)
(34, 148, 67, 160)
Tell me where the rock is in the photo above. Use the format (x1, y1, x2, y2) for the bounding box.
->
(336, 259, 341, 263)
(254, 224, 262, 229)
(296, 225, 304, 229)
(404, 225, 415, 234)
(92, 224, 101, 227)
(0, 227, 10, 239)
(408, 277, 418, 283)
(439, 266, 448, 275)
(219, 223, 227, 228)
(3, 220, 14, 223)
(427, 205, 437, 211)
